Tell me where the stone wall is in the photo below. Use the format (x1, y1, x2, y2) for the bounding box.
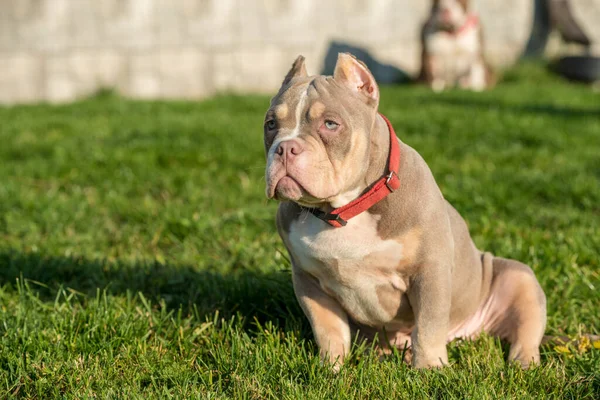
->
(0, 0, 598, 104)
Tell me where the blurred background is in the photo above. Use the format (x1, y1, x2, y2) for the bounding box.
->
(1, 0, 599, 104)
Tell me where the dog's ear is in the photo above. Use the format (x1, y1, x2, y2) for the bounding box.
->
(333, 53, 379, 105)
(282, 55, 308, 86)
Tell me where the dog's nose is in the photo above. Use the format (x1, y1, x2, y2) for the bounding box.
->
(276, 140, 304, 157)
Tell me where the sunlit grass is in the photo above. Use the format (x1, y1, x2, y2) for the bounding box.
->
(0, 63, 598, 398)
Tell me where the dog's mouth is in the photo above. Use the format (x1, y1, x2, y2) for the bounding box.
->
(268, 175, 323, 206)
(272, 176, 304, 201)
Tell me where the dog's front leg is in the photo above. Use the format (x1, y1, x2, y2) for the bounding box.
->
(408, 265, 452, 368)
(292, 268, 351, 370)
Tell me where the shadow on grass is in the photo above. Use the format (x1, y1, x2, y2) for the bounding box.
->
(1, 250, 578, 367)
(410, 96, 600, 118)
(0, 249, 307, 334)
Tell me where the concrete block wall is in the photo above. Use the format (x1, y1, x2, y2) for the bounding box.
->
(0, 0, 599, 104)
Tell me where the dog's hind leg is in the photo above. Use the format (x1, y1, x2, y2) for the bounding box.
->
(484, 256, 547, 368)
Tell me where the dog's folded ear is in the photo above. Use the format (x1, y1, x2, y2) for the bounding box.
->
(333, 53, 379, 105)
(282, 55, 308, 86)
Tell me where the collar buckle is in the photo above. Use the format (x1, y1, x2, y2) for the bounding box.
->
(325, 213, 348, 226)
(385, 171, 398, 192)
(305, 207, 348, 227)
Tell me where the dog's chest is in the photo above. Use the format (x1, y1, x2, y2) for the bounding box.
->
(426, 28, 480, 77)
(288, 212, 409, 326)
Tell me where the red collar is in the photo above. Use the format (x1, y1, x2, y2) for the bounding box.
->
(304, 113, 400, 228)
(452, 14, 479, 36)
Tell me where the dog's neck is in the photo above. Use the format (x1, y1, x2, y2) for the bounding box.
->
(450, 14, 478, 36)
(365, 113, 392, 189)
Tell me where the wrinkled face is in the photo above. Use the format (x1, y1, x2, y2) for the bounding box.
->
(431, 0, 469, 32)
(264, 54, 379, 207)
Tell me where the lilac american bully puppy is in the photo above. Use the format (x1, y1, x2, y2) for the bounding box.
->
(264, 53, 546, 369)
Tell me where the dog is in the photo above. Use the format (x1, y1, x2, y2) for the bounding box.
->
(419, 0, 495, 91)
(264, 53, 546, 369)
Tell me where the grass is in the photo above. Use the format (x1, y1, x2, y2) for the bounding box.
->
(0, 63, 599, 398)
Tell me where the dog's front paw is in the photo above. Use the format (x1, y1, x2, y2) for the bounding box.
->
(411, 347, 448, 369)
(320, 353, 344, 373)
(431, 79, 447, 93)
(412, 357, 446, 369)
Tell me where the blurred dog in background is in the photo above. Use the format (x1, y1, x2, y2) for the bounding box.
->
(419, 0, 495, 91)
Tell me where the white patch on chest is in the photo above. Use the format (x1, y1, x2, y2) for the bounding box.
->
(289, 211, 407, 326)
(426, 27, 481, 84)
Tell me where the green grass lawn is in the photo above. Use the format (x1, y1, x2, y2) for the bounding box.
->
(0, 64, 599, 398)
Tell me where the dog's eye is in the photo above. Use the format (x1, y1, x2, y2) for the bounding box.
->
(266, 120, 277, 130)
(324, 120, 339, 130)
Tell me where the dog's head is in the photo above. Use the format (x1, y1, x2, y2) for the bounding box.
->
(429, 0, 470, 32)
(264, 54, 379, 207)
